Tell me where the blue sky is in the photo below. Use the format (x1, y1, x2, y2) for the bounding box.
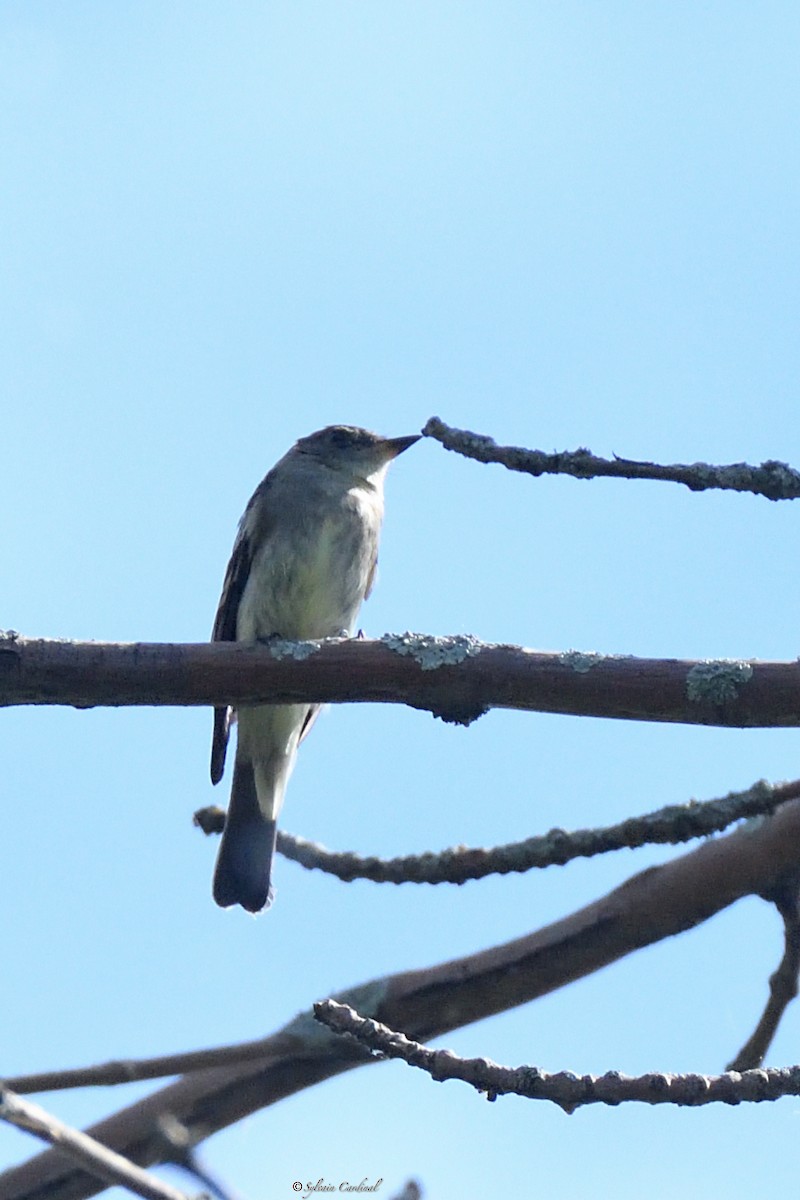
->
(3, 3, 800, 1197)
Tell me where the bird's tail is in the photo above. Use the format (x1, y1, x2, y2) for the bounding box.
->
(213, 757, 278, 913)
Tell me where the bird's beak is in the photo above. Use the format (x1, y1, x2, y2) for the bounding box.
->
(385, 434, 421, 458)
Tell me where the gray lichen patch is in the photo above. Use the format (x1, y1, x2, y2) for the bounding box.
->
(686, 659, 754, 704)
(423, 416, 497, 455)
(265, 638, 322, 661)
(382, 631, 483, 671)
(558, 649, 606, 674)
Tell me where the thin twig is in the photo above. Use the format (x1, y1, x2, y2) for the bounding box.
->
(422, 416, 800, 501)
(156, 1116, 241, 1200)
(314, 999, 800, 1113)
(6, 1038, 290, 1096)
(0, 1088, 197, 1200)
(728, 874, 800, 1070)
(195, 778, 800, 884)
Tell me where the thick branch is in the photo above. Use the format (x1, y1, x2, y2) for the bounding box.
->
(423, 417, 800, 501)
(4, 800, 800, 1200)
(2, 633, 800, 729)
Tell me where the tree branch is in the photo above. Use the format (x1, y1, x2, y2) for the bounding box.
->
(423, 417, 800, 501)
(193, 777, 800, 884)
(2, 633, 800, 729)
(314, 999, 800, 1111)
(0, 1088, 195, 1200)
(728, 874, 800, 1071)
(4, 799, 800, 1200)
(154, 1116, 237, 1200)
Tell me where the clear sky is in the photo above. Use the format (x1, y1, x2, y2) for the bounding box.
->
(3, 3, 800, 1198)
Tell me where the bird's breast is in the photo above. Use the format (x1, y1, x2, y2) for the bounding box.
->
(237, 485, 382, 642)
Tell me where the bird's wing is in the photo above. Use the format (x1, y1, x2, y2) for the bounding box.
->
(210, 482, 270, 784)
(297, 703, 321, 746)
(212, 521, 254, 644)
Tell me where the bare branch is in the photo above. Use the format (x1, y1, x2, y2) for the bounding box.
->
(32, 783, 789, 1095)
(2, 633, 800, 730)
(195, 778, 800, 884)
(314, 999, 800, 1112)
(728, 875, 800, 1071)
(423, 417, 800, 501)
(4, 800, 800, 1200)
(5, 1037, 312, 1097)
(0, 1088, 196, 1200)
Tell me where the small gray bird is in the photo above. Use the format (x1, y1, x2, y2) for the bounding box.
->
(210, 425, 419, 913)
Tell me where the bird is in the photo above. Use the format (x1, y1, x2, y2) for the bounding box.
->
(210, 424, 419, 912)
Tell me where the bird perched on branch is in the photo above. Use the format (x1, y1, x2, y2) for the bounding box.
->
(210, 424, 419, 913)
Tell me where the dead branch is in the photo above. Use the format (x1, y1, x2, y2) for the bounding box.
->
(4, 799, 800, 1200)
(314, 999, 800, 1111)
(194, 777, 800, 883)
(0, 1089, 194, 1200)
(423, 417, 800, 501)
(728, 874, 800, 1070)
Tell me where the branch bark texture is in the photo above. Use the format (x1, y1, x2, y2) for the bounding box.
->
(423, 417, 800, 500)
(2, 634, 800, 729)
